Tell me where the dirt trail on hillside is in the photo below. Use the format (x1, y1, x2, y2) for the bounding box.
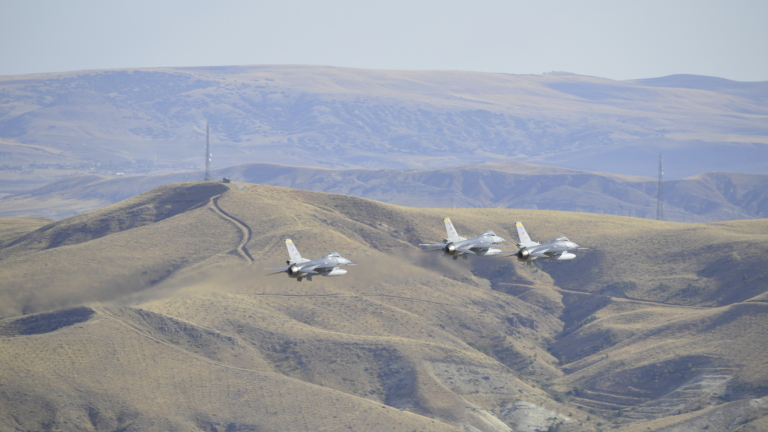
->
(208, 193, 254, 264)
(555, 287, 712, 310)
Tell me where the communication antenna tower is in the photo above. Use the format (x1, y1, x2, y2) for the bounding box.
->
(204, 122, 211, 181)
(656, 154, 664, 220)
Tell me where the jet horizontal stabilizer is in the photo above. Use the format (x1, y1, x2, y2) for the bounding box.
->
(264, 267, 290, 273)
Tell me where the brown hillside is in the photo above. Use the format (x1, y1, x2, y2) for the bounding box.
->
(0, 181, 766, 431)
(0, 216, 50, 246)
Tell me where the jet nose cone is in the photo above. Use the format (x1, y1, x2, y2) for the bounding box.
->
(495, 236, 505, 243)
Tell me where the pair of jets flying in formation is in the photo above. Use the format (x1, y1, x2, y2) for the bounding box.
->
(265, 218, 586, 282)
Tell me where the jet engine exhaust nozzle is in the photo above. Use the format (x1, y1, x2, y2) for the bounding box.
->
(444, 243, 458, 256)
(516, 248, 530, 262)
(287, 264, 300, 276)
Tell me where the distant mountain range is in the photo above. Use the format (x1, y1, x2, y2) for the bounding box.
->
(1, 65, 767, 194)
(2, 161, 766, 222)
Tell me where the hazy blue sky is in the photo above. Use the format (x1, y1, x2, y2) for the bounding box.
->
(2, 0, 767, 81)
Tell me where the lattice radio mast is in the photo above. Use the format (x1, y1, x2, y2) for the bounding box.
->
(204, 122, 211, 181)
(656, 154, 664, 220)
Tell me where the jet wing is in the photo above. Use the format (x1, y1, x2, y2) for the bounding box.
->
(264, 265, 321, 275)
(456, 247, 476, 255)
(469, 246, 511, 252)
(314, 263, 355, 272)
(297, 266, 321, 274)
(314, 267, 339, 273)
(264, 266, 289, 275)
(419, 243, 447, 252)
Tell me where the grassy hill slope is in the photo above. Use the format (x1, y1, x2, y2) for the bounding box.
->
(0, 182, 766, 431)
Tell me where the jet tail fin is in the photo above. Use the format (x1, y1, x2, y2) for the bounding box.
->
(515, 222, 538, 247)
(285, 239, 304, 263)
(444, 218, 465, 242)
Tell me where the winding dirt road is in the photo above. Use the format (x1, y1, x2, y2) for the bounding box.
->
(208, 194, 254, 264)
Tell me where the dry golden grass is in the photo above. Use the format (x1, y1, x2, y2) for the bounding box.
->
(0, 309, 463, 431)
(0, 182, 235, 317)
(1, 181, 766, 431)
(0, 216, 50, 245)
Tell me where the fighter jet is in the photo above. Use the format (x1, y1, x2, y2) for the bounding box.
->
(419, 218, 507, 260)
(512, 221, 586, 262)
(264, 239, 355, 281)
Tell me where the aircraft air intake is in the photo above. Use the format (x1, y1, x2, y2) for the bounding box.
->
(321, 268, 347, 276)
(554, 252, 576, 261)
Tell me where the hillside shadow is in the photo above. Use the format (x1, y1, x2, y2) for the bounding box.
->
(4, 182, 228, 254)
(0, 306, 94, 336)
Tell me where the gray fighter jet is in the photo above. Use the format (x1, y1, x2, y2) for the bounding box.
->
(264, 239, 355, 281)
(513, 221, 586, 262)
(419, 218, 507, 260)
